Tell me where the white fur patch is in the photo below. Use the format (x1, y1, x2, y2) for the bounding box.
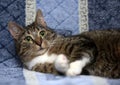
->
(54, 54, 69, 73)
(66, 57, 90, 76)
(25, 52, 57, 70)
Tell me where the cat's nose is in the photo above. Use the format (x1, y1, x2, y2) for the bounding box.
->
(36, 40, 42, 46)
(35, 38, 42, 46)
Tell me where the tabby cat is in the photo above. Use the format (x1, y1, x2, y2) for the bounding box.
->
(8, 9, 120, 78)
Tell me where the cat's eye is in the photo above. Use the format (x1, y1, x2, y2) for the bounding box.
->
(39, 30, 46, 37)
(24, 36, 32, 42)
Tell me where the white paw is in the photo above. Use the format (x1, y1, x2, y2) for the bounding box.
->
(66, 67, 82, 77)
(54, 54, 69, 73)
(66, 57, 90, 77)
(66, 61, 83, 77)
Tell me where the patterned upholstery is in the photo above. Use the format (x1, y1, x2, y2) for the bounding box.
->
(36, 0, 79, 35)
(0, 0, 25, 82)
(89, 0, 120, 30)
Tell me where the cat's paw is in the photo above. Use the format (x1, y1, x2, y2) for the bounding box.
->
(54, 54, 69, 73)
(66, 68, 81, 77)
(66, 61, 82, 77)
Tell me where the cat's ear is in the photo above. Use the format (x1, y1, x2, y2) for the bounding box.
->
(8, 21, 24, 40)
(35, 9, 47, 27)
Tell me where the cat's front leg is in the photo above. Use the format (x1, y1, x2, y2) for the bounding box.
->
(32, 63, 59, 75)
(66, 57, 90, 76)
(54, 54, 69, 73)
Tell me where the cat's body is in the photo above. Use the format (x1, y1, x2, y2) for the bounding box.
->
(8, 9, 120, 78)
(81, 30, 120, 78)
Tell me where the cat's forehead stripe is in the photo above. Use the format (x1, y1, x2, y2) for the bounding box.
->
(27, 26, 39, 33)
(36, 26, 40, 30)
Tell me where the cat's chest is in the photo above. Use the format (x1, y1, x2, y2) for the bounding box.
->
(25, 52, 57, 70)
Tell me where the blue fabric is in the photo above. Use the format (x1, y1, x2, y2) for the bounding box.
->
(0, 0, 25, 85)
(37, 0, 79, 35)
(88, 0, 120, 30)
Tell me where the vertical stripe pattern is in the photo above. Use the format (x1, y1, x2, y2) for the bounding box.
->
(26, 0, 36, 26)
(78, 0, 89, 33)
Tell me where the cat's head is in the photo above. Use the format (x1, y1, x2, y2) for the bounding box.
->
(8, 9, 59, 62)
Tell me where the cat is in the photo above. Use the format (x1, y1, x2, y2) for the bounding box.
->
(8, 9, 120, 78)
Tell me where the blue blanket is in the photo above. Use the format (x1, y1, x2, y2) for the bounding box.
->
(0, 0, 120, 85)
